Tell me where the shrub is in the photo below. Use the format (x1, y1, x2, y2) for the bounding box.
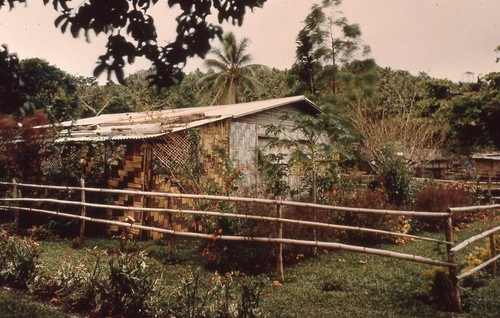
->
(413, 183, 479, 230)
(0, 230, 40, 288)
(35, 260, 106, 313)
(168, 269, 268, 318)
(419, 267, 456, 311)
(341, 189, 411, 245)
(460, 235, 500, 288)
(107, 251, 162, 317)
(27, 220, 58, 240)
(200, 201, 275, 274)
(378, 154, 415, 208)
(32, 251, 161, 317)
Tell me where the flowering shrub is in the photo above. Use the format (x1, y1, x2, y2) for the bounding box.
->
(460, 235, 500, 288)
(0, 230, 40, 288)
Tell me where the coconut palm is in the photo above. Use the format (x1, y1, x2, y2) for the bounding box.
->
(198, 32, 268, 105)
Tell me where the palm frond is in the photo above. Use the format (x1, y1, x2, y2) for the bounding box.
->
(198, 32, 267, 105)
(204, 58, 229, 71)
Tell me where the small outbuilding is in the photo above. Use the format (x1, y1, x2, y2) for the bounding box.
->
(55, 96, 322, 238)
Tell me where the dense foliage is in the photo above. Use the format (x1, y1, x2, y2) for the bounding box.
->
(1, 0, 267, 88)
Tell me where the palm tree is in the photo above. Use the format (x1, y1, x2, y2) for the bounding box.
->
(198, 32, 268, 105)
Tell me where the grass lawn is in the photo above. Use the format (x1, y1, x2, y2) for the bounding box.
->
(0, 218, 498, 317)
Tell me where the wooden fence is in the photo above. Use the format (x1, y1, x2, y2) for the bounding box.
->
(0, 180, 498, 312)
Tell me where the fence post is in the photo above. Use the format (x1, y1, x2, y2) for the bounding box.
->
(12, 178, 19, 234)
(79, 178, 86, 247)
(445, 212, 461, 312)
(167, 196, 175, 259)
(487, 173, 497, 278)
(276, 199, 284, 283)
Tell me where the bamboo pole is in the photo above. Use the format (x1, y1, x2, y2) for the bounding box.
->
(12, 178, 19, 234)
(0, 197, 451, 245)
(0, 181, 451, 217)
(450, 226, 500, 253)
(488, 227, 497, 279)
(276, 200, 284, 283)
(78, 178, 86, 247)
(487, 173, 497, 278)
(167, 196, 175, 259)
(445, 214, 462, 312)
(0, 204, 456, 268)
(448, 204, 500, 213)
(457, 254, 500, 280)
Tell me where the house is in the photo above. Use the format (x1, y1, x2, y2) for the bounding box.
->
(470, 153, 500, 198)
(54, 96, 322, 238)
(471, 153, 500, 180)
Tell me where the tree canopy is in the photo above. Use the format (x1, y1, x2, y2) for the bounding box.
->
(291, 0, 370, 97)
(0, 0, 267, 88)
(0, 52, 80, 121)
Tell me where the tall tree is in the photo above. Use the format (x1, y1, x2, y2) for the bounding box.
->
(291, 0, 370, 97)
(347, 68, 448, 172)
(0, 55, 80, 121)
(19, 58, 80, 121)
(448, 72, 500, 154)
(0, 0, 267, 88)
(198, 32, 267, 105)
(0, 45, 25, 116)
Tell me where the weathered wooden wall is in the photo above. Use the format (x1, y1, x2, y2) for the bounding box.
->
(229, 102, 319, 193)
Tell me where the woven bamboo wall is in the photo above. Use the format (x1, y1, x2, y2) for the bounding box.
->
(145, 121, 231, 239)
(103, 139, 194, 239)
(199, 120, 231, 189)
(105, 142, 147, 237)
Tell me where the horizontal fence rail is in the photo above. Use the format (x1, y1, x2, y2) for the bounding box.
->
(450, 226, 500, 253)
(449, 204, 500, 213)
(0, 197, 450, 245)
(457, 254, 500, 280)
(0, 181, 451, 217)
(0, 204, 455, 268)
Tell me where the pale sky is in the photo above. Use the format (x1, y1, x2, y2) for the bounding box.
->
(0, 0, 499, 83)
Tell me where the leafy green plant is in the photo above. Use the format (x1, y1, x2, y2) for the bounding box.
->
(377, 152, 415, 208)
(168, 268, 268, 318)
(42, 260, 106, 313)
(257, 150, 291, 199)
(460, 235, 500, 289)
(0, 230, 40, 288)
(107, 251, 162, 317)
(27, 220, 58, 240)
(419, 267, 456, 311)
(31, 250, 161, 317)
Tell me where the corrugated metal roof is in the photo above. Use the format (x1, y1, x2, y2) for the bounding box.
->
(54, 95, 319, 143)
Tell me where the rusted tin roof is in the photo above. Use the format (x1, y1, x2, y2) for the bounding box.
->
(55, 96, 320, 143)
